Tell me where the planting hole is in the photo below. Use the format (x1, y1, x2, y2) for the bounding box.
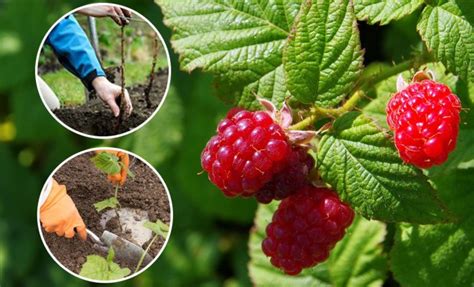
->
(100, 208, 152, 246)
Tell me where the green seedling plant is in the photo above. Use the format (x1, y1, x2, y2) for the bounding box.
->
(134, 219, 169, 273)
(91, 152, 124, 212)
(79, 247, 131, 280)
(90, 152, 134, 233)
(157, 0, 474, 286)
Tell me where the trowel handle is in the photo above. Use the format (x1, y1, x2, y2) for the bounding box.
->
(86, 229, 104, 246)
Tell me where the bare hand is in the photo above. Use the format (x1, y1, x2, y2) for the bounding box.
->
(92, 76, 132, 118)
(77, 5, 132, 26)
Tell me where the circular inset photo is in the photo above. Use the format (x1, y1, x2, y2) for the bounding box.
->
(37, 148, 172, 283)
(35, 3, 171, 138)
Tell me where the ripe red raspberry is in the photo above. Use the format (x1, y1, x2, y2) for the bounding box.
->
(386, 75, 461, 168)
(255, 147, 315, 203)
(262, 186, 354, 275)
(201, 108, 292, 197)
(201, 99, 315, 200)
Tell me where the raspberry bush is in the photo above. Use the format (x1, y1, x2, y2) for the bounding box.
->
(157, 0, 473, 286)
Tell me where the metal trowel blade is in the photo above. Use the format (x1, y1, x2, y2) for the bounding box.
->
(86, 229, 153, 267)
(100, 230, 153, 267)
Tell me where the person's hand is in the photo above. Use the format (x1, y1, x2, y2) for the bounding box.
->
(40, 179, 87, 240)
(92, 76, 132, 118)
(95, 150, 130, 186)
(77, 5, 131, 26)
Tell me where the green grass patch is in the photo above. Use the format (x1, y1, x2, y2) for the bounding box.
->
(42, 70, 85, 106)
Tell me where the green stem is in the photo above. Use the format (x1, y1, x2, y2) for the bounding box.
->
(114, 184, 123, 233)
(114, 184, 119, 201)
(289, 56, 431, 130)
(358, 56, 428, 91)
(134, 233, 159, 273)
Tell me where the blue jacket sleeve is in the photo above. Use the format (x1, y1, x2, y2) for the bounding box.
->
(46, 15, 105, 90)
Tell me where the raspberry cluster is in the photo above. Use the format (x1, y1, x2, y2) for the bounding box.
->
(200, 101, 353, 275)
(262, 186, 354, 275)
(386, 79, 461, 168)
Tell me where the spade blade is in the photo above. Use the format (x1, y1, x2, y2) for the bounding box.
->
(101, 230, 153, 267)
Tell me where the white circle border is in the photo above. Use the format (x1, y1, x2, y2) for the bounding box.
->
(36, 147, 174, 284)
(34, 2, 172, 140)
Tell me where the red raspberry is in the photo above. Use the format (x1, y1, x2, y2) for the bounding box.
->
(255, 147, 315, 203)
(201, 109, 291, 197)
(386, 79, 461, 168)
(262, 186, 354, 275)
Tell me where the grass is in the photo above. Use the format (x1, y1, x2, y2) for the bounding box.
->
(42, 70, 84, 106)
(41, 56, 168, 107)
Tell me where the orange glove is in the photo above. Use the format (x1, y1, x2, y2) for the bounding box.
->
(95, 150, 130, 186)
(40, 179, 87, 240)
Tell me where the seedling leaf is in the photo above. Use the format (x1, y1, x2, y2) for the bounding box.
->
(79, 247, 131, 280)
(94, 197, 119, 212)
(143, 219, 169, 238)
(91, 152, 121, 175)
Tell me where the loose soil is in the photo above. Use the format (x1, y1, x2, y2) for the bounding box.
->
(53, 68, 168, 136)
(42, 152, 171, 276)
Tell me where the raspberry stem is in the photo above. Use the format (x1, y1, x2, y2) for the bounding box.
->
(289, 56, 431, 130)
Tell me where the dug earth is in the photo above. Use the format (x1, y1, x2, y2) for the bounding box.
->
(42, 152, 170, 274)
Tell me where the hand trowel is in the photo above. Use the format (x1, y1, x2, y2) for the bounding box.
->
(86, 229, 153, 267)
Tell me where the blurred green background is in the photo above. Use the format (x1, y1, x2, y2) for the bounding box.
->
(0, 0, 426, 286)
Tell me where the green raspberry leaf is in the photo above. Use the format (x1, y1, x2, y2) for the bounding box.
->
(144, 219, 169, 238)
(417, 1, 474, 82)
(90, 152, 121, 175)
(283, 0, 363, 107)
(429, 129, 474, 176)
(79, 249, 131, 281)
(93, 197, 119, 212)
(354, 0, 424, 25)
(328, 216, 387, 287)
(317, 112, 452, 223)
(249, 202, 387, 286)
(391, 169, 474, 287)
(156, 0, 303, 109)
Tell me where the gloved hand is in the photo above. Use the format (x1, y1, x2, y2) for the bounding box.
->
(92, 76, 133, 118)
(77, 5, 132, 26)
(96, 150, 130, 186)
(40, 179, 87, 240)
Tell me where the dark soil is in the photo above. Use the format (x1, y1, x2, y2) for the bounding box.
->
(42, 152, 171, 276)
(53, 68, 168, 136)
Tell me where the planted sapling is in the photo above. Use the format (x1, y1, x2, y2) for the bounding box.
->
(90, 151, 134, 231)
(144, 35, 159, 108)
(134, 219, 169, 272)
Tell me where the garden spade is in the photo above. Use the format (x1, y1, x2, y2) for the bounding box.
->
(86, 229, 153, 266)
